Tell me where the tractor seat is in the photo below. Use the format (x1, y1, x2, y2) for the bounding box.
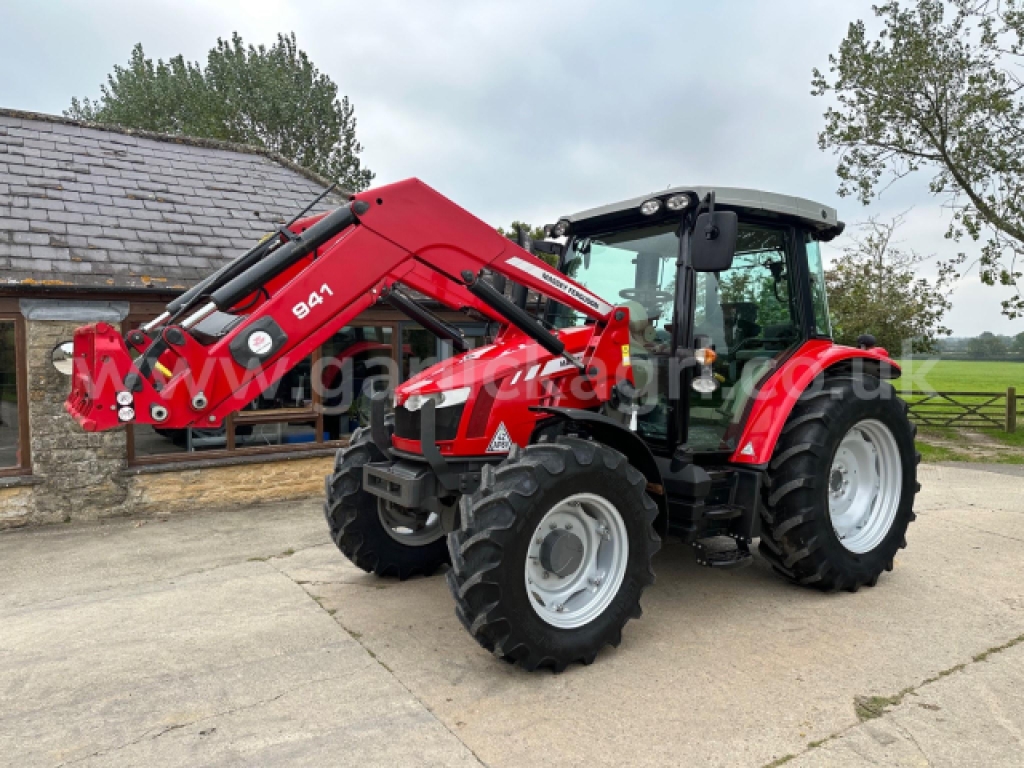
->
(189, 311, 248, 346)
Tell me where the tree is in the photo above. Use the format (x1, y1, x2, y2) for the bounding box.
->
(813, 0, 1024, 318)
(498, 222, 555, 266)
(1013, 330, 1024, 355)
(825, 213, 954, 353)
(67, 33, 373, 191)
(968, 331, 1009, 356)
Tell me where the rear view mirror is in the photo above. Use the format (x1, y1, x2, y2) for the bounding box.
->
(691, 211, 738, 272)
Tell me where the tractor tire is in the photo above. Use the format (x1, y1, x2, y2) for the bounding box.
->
(324, 427, 450, 580)
(759, 374, 919, 592)
(448, 437, 661, 672)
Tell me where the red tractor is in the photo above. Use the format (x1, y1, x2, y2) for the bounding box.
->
(60, 180, 918, 672)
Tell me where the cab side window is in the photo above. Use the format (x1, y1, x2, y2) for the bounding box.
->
(688, 224, 800, 452)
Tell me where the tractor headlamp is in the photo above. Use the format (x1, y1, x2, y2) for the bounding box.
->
(666, 194, 691, 212)
(403, 386, 472, 412)
(552, 219, 571, 238)
(640, 199, 662, 216)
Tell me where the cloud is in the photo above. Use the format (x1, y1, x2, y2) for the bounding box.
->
(0, 0, 1019, 335)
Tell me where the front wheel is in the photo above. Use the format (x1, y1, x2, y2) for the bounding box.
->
(324, 428, 450, 579)
(447, 437, 661, 672)
(759, 374, 919, 591)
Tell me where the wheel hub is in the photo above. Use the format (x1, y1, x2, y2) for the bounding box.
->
(829, 466, 849, 496)
(539, 529, 585, 577)
(524, 492, 630, 629)
(827, 419, 902, 554)
(377, 501, 445, 546)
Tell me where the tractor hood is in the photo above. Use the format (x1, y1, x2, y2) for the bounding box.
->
(394, 325, 592, 405)
(388, 324, 605, 458)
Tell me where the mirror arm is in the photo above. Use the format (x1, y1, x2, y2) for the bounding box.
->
(703, 191, 720, 241)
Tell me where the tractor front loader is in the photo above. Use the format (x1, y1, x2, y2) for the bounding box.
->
(60, 179, 919, 672)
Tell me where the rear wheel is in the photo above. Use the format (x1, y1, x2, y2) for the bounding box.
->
(448, 437, 660, 671)
(324, 427, 450, 579)
(759, 374, 919, 592)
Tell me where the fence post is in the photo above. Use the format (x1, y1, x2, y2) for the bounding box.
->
(1007, 387, 1017, 434)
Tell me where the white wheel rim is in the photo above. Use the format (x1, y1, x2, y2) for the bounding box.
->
(828, 419, 902, 554)
(377, 503, 445, 546)
(523, 492, 629, 629)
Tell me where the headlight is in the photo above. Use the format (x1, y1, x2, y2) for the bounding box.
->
(666, 194, 690, 211)
(552, 219, 571, 238)
(403, 387, 471, 412)
(640, 199, 662, 216)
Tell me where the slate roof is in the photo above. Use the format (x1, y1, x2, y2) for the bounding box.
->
(0, 109, 347, 293)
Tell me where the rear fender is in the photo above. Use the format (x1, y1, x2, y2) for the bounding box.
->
(531, 406, 669, 535)
(729, 340, 901, 466)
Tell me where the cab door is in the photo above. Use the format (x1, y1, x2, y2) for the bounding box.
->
(684, 222, 803, 453)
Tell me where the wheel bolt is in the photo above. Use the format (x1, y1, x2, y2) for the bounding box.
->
(550, 523, 557, 530)
(565, 523, 573, 530)
(554, 604, 564, 612)
(542, 571, 549, 579)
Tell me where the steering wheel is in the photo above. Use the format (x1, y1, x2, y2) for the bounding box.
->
(618, 288, 673, 305)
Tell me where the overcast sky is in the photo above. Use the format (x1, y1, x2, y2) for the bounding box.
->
(1, 0, 1020, 337)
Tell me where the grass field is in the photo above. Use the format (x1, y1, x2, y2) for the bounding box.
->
(888, 359, 1024, 464)
(915, 426, 1024, 465)
(894, 359, 1024, 392)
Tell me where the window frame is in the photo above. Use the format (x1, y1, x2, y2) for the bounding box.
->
(0, 311, 31, 477)
(801, 233, 834, 339)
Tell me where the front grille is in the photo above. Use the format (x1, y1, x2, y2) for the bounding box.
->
(394, 403, 465, 441)
(393, 406, 420, 439)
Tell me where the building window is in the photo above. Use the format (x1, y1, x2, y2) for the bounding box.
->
(128, 321, 401, 465)
(320, 325, 395, 439)
(0, 315, 30, 475)
(400, 322, 489, 379)
(126, 315, 488, 466)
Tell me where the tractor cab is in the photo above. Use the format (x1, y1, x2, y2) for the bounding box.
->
(548, 186, 842, 457)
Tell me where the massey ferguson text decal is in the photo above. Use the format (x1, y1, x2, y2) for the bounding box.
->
(504, 256, 613, 316)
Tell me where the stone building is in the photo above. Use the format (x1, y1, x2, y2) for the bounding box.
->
(0, 109, 484, 528)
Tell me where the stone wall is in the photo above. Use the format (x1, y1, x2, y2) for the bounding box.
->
(125, 456, 332, 517)
(25, 317, 131, 525)
(0, 300, 335, 529)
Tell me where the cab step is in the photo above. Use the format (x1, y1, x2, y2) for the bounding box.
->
(692, 537, 753, 570)
(703, 504, 744, 521)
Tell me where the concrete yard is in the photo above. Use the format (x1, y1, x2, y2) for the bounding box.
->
(1, 463, 1022, 767)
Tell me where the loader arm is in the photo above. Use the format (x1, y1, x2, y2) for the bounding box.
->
(65, 178, 616, 432)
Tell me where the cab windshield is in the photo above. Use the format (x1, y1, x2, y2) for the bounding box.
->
(551, 223, 678, 338)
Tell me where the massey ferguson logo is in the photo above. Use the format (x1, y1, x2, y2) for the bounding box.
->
(504, 256, 612, 316)
(540, 271, 601, 312)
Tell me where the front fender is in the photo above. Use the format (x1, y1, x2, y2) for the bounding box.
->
(729, 340, 900, 466)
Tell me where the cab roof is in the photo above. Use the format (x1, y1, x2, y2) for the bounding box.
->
(565, 185, 844, 239)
